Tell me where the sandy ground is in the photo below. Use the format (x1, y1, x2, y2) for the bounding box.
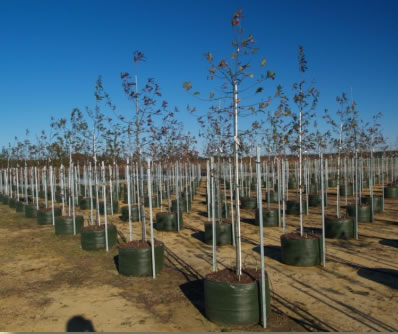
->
(0, 180, 397, 332)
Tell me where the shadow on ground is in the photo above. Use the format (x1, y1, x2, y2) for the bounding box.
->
(66, 315, 96, 332)
(179, 279, 205, 317)
(253, 245, 282, 262)
(379, 239, 398, 248)
(357, 267, 398, 290)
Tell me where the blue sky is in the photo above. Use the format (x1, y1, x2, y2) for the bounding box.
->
(1, 0, 397, 153)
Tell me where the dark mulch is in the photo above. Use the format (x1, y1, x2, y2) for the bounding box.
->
(206, 267, 267, 284)
(119, 239, 163, 249)
(281, 232, 320, 240)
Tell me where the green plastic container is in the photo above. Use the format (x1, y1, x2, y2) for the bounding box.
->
(286, 200, 307, 215)
(120, 205, 141, 222)
(325, 216, 354, 239)
(384, 186, 398, 198)
(118, 242, 164, 276)
(80, 224, 117, 251)
(266, 191, 279, 203)
(24, 205, 38, 218)
(171, 198, 191, 212)
(255, 208, 278, 227)
(204, 272, 270, 325)
(37, 207, 62, 225)
(155, 212, 183, 231)
(54, 216, 84, 235)
(346, 205, 371, 222)
(204, 222, 233, 246)
(280, 233, 322, 266)
(240, 197, 257, 209)
(340, 184, 353, 196)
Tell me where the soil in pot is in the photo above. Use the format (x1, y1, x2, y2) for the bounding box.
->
(280, 232, 322, 266)
(80, 224, 117, 250)
(325, 215, 354, 239)
(118, 239, 164, 276)
(204, 219, 233, 246)
(204, 268, 270, 325)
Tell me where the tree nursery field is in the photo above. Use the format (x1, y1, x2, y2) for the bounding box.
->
(1, 6, 397, 333)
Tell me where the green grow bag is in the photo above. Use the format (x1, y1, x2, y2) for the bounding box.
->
(8, 198, 17, 209)
(204, 270, 270, 325)
(24, 205, 38, 218)
(306, 184, 318, 194)
(240, 197, 257, 209)
(340, 184, 353, 196)
(288, 180, 297, 190)
(79, 197, 97, 210)
(266, 191, 279, 203)
(255, 208, 278, 227)
(118, 241, 164, 276)
(328, 179, 337, 187)
(346, 205, 371, 222)
(1, 195, 8, 205)
(38, 190, 51, 200)
(15, 201, 25, 212)
(325, 216, 354, 239)
(362, 196, 382, 212)
(280, 232, 322, 266)
(99, 200, 119, 215)
(54, 216, 84, 235)
(204, 221, 233, 246)
(37, 207, 62, 225)
(208, 203, 231, 219)
(308, 193, 326, 207)
(286, 200, 307, 215)
(144, 196, 160, 208)
(361, 179, 369, 189)
(80, 224, 117, 251)
(384, 186, 398, 198)
(171, 198, 191, 212)
(120, 205, 141, 222)
(155, 211, 183, 231)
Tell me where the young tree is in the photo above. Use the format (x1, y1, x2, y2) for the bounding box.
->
(286, 46, 319, 235)
(184, 9, 277, 275)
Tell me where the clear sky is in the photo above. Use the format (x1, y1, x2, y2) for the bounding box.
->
(1, 0, 397, 152)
